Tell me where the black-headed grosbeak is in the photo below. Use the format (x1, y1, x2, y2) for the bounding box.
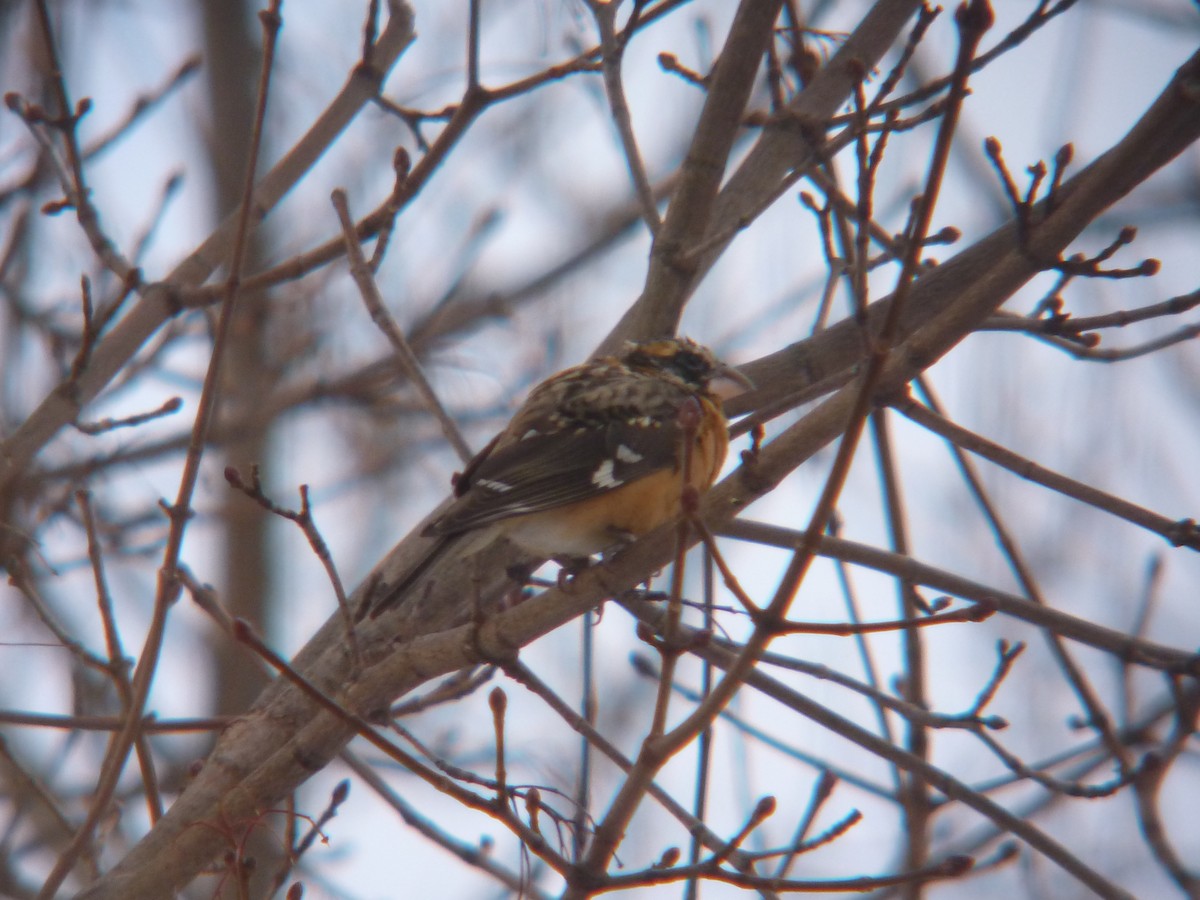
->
(371, 337, 749, 614)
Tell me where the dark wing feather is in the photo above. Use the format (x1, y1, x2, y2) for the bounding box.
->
(426, 419, 681, 535)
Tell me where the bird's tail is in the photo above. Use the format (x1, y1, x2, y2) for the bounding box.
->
(364, 533, 457, 619)
(365, 526, 501, 618)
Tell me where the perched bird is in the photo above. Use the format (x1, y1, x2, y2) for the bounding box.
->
(370, 337, 750, 615)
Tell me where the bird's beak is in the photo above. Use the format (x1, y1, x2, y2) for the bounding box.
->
(710, 363, 754, 401)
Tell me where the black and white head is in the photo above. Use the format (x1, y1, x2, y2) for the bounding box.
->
(617, 337, 753, 399)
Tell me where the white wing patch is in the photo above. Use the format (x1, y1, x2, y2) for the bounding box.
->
(476, 478, 514, 493)
(590, 459, 621, 489)
(615, 444, 643, 464)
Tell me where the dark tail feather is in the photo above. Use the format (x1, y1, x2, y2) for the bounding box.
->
(366, 533, 456, 619)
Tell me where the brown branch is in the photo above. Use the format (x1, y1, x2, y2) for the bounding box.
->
(0, 710, 230, 732)
(595, 852, 971, 894)
(590, 0, 661, 233)
(75, 491, 163, 823)
(910, 377, 1135, 775)
(85, 55, 202, 161)
(1131, 687, 1200, 895)
(73, 396, 182, 435)
(223, 465, 361, 667)
(30, 1, 138, 286)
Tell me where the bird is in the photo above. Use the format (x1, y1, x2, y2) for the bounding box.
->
(368, 337, 751, 616)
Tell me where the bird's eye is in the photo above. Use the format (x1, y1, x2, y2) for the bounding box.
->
(670, 351, 710, 382)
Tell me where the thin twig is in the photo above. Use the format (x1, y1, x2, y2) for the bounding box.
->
(983, 289, 1200, 336)
(590, 0, 662, 232)
(892, 391, 1200, 552)
(223, 465, 362, 667)
(29, 1, 138, 286)
(76, 491, 164, 823)
(74, 396, 182, 435)
(231, 619, 574, 877)
(331, 189, 473, 464)
(341, 749, 554, 900)
(84, 55, 202, 160)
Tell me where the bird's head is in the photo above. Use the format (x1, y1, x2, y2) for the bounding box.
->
(619, 337, 753, 400)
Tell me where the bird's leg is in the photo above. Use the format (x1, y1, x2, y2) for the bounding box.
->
(504, 560, 536, 586)
(553, 528, 643, 591)
(503, 561, 538, 606)
(552, 555, 593, 591)
(459, 555, 523, 668)
(738, 422, 769, 493)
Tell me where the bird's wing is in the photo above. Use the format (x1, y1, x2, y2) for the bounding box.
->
(425, 417, 684, 535)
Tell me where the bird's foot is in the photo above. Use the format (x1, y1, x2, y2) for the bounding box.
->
(552, 555, 592, 591)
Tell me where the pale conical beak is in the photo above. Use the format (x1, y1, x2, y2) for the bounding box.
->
(710, 364, 754, 401)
